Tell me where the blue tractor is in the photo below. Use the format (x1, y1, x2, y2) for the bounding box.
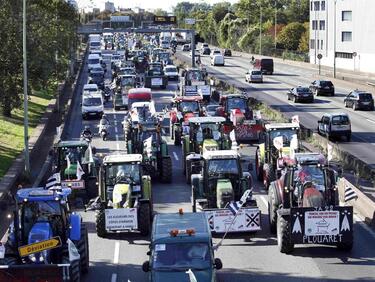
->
(0, 188, 89, 282)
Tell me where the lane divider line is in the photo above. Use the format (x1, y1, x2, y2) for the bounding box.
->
(173, 152, 179, 161)
(258, 195, 268, 209)
(111, 273, 117, 282)
(113, 241, 120, 264)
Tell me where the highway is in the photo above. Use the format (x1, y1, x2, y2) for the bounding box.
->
(60, 49, 375, 282)
(176, 50, 375, 171)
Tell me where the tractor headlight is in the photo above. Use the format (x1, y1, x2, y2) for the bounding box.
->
(133, 185, 141, 192)
(29, 254, 36, 262)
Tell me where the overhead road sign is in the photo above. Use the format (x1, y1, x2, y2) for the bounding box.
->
(18, 236, 62, 257)
(153, 16, 177, 25)
(111, 16, 132, 22)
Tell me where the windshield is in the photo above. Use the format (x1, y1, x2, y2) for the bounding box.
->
(227, 97, 247, 111)
(121, 77, 135, 86)
(90, 73, 103, 79)
(179, 101, 199, 112)
(296, 87, 310, 93)
(358, 93, 373, 100)
(293, 165, 325, 191)
(83, 97, 102, 107)
(194, 123, 221, 141)
(165, 67, 177, 73)
(129, 98, 150, 107)
(88, 58, 100, 65)
(112, 55, 120, 61)
(269, 129, 298, 146)
(187, 70, 203, 81)
(320, 81, 333, 87)
(84, 87, 97, 92)
(252, 71, 262, 75)
(153, 243, 211, 270)
(332, 115, 350, 125)
(105, 163, 141, 185)
(90, 42, 100, 47)
(207, 159, 238, 175)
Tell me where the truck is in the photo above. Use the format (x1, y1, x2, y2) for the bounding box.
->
(191, 150, 261, 233)
(142, 211, 223, 282)
(0, 187, 89, 282)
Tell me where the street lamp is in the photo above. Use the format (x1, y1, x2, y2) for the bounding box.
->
(259, 4, 262, 55)
(274, 0, 277, 50)
(22, 0, 30, 175)
(333, 0, 337, 78)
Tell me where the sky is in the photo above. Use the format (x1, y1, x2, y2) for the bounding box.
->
(78, 0, 238, 12)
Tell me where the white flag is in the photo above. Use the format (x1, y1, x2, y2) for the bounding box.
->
(76, 161, 85, 180)
(67, 239, 80, 262)
(45, 173, 61, 190)
(327, 143, 333, 161)
(88, 143, 94, 163)
(186, 269, 198, 282)
(66, 155, 71, 170)
(273, 136, 284, 150)
(292, 115, 300, 124)
(254, 110, 262, 120)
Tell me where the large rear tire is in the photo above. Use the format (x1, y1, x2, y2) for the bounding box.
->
(87, 178, 98, 200)
(74, 224, 89, 274)
(0, 256, 18, 266)
(139, 203, 151, 236)
(174, 129, 181, 146)
(268, 183, 279, 234)
(160, 157, 172, 183)
(337, 241, 353, 252)
(255, 148, 263, 181)
(277, 216, 294, 254)
(95, 209, 107, 238)
(62, 253, 81, 282)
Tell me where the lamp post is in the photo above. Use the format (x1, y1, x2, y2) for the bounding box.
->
(259, 4, 262, 55)
(22, 0, 30, 175)
(274, 0, 277, 50)
(333, 0, 337, 78)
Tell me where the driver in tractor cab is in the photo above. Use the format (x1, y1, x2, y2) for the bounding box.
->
(203, 127, 213, 139)
(113, 170, 132, 208)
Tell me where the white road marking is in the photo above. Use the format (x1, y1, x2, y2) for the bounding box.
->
(173, 151, 179, 161)
(258, 195, 268, 209)
(111, 273, 117, 282)
(114, 126, 118, 133)
(116, 143, 120, 150)
(113, 241, 120, 264)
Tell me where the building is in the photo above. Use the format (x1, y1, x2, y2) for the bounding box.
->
(104, 1, 115, 13)
(309, 0, 375, 73)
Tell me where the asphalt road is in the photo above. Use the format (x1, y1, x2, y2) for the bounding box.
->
(176, 50, 375, 170)
(59, 48, 375, 282)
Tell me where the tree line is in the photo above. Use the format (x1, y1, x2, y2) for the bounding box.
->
(173, 0, 309, 60)
(0, 0, 78, 117)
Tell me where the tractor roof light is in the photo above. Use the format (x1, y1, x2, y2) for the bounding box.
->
(178, 208, 184, 215)
(170, 229, 179, 237)
(186, 229, 195, 236)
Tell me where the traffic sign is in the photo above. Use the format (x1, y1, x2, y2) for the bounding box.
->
(153, 16, 177, 25)
(185, 18, 196, 25)
(353, 52, 357, 57)
(317, 54, 322, 60)
(18, 236, 62, 257)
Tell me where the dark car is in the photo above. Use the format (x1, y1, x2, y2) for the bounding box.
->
(202, 47, 211, 55)
(309, 80, 335, 96)
(287, 86, 314, 103)
(254, 58, 274, 74)
(223, 49, 232, 56)
(344, 90, 374, 111)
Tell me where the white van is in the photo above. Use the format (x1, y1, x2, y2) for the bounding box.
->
(82, 92, 104, 119)
(88, 54, 101, 70)
(83, 84, 99, 93)
(89, 40, 101, 51)
(211, 54, 225, 66)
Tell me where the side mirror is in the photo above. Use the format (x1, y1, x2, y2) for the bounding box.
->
(142, 261, 150, 272)
(246, 72, 249, 74)
(92, 146, 97, 155)
(214, 258, 223, 270)
(146, 250, 151, 256)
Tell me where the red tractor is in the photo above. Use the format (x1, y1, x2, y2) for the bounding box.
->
(216, 93, 263, 143)
(169, 95, 205, 145)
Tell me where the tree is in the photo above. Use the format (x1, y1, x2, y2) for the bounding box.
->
(153, 8, 167, 17)
(277, 22, 305, 50)
(298, 22, 310, 52)
(212, 2, 231, 23)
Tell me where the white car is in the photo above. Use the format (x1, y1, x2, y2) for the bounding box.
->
(83, 84, 99, 93)
(211, 54, 225, 66)
(164, 65, 179, 81)
(245, 70, 263, 83)
(88, 54, 101, 70)
(210, 49, 221, 58)
(81, 92, 104, 119)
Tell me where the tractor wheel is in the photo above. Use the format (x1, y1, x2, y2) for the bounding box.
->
(95, 209, 107, 238)
(255, 148, 263, 181)
(174, 129, 181, 146)
(62, 253, 81, 282)
(139, 203, 151, 236)
(191, 187, 196, 212)
(0, 256, 18, 266)
(268, 183, 280, 234)
(277, 216, 294, 254)
(337, 241, 353, 252)
(74, 224, 89, 274)
(160, 157, 172, 183)
(185, 160, 191, 185)
(86, 178, 98, 200)
(182, 147, 186, 176)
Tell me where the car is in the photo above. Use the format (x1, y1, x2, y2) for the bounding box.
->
(223, 49, 232, 56)
(210, 49, 221, 58)
(83, 83, 99, 93)
(287, 86, 314, 103)
(318, 113, 351, 141)
(309, 80, 335, 96)
(201, 43, 209, 50)
(245, 69, 263, 83)
(182, 44, 190, 51)
(254, 58, 274, 74)
(81, 92, 104, 119)
(201, 47, 211, 55)
(211, 54, 225, 66)
(344, 90, 374, 111)
(164, 65, 179, 81)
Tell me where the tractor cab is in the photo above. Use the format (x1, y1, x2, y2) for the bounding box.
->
(182, 68, 206, 86)
(217, 94, 252, 121)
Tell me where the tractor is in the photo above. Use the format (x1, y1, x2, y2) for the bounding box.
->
(216, 93, 264, 143)
(123, 107, 172, 183)
(95, 154, 153, 237)
(0, 187, 89, 282)
(180, 68, 211, 101)
(144, 62, 168, 89)
(169, 95, 205, 146)
(267, 153, 353, 253)
(255, 123, 300, 190)
(182, 116, 232, 184)
(52, 139, 100, 200)
(191, 150, 261, 233)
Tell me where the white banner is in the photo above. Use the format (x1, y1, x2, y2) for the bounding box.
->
(205, 208, 260, 233)
(151, 78, 162, 86)
(105, 208, 138, 231)
(304, 210, 339, 236)
(327, 143, 333, 162)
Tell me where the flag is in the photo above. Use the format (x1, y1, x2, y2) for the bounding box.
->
(87, 143, 94, 163)
(66, 155, 71, 170)
(292, 115, 300, 124)
(76, 161, 85, 180)
(327, 143, 333, 162)
(45, 173, 61, 190)
(344, 186, 358, 202)
(67, 239, 80, 262)
(228, 189, 252, 216)
(254, 110, 262, 120)
(185, 269, 198, 282)
(273, 136, 283, 150)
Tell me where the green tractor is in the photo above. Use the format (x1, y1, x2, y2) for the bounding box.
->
(123, 107, 172, 183)
(182, 116, 231, 184)
(191, 150, 261, 233)
(255, 123, 300, 190)
(95, 154, 153, 237)
(52, 140, 99, 200)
